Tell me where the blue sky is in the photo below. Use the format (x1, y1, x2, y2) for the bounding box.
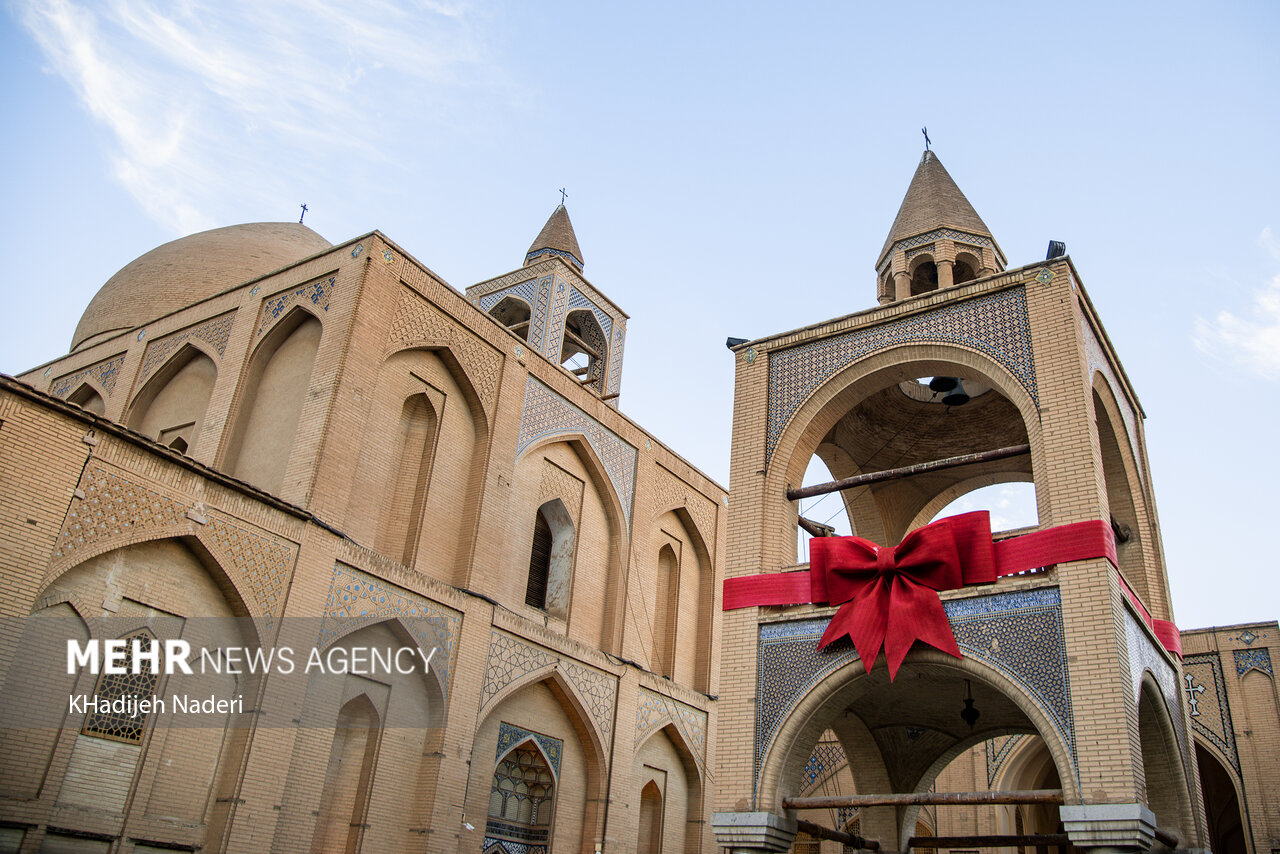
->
(2, 1, 1278, 629)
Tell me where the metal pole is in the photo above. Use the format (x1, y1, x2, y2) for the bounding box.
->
(784, 789, 1064, 809)
(786, 444, 1031, 502)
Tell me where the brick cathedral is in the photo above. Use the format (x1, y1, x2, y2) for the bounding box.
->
(0, 150, 1274, 854)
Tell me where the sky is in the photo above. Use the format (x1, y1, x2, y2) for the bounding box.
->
(2, 0, 1277, 630)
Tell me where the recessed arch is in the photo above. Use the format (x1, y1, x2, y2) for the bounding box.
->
(66, 381, 106, 415)
(1137, 673, 1197, 843)
(1194, 738, 1247, 854)
(489, 294, 532, 340)
(562, 308, 608, 390)
(910, 253, 939, 295)
(126, 342, 218, 454)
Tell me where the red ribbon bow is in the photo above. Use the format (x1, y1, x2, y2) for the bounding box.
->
(811, 512, 997, 679)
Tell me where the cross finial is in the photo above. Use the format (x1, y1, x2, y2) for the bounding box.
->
(922, 127, 931, 151)
(299, 203, 309, 224)
(559, 187, 568, 206)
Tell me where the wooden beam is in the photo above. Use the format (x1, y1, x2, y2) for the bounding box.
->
(786, 445, 1031, 502)
(784, 789, 1064, 809)
(795, 819, 879, 850)
(909, 834, 1070, 848)
(798, 516, 835, 538)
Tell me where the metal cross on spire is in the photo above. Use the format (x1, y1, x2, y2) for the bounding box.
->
(559, 187, 568, 206)
(299, 203, 309, 224)
(922, 127, 931, 151)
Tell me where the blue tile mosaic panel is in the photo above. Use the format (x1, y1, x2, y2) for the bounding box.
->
(985, 734, 1027, 786)
(479, 277, 545, 351)
(543, 276, 570, 360)
(1183, 653, 1239, 774)
(754, 587, 1074, 796)
(765, 287, 1037, 466)
(524, 246, 583, 270)
(51, 353, 126, 398)
(800, 738, 849, 794)
(607, 322, 626, 397)
(496, 721, 564, 774)
(481, 631, 617, 742)
(257, 275, 336, 337)
(1234, 647, 1272, 677)
(137, 312, 235, 384)
(635, 686, 708, 769)
(318, 562, 461, 695)
(516, 377, 637, 527)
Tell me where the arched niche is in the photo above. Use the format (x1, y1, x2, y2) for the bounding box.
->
(67, 381, 106, 415)
(224, 307, 323, 494)
(526, 497, 576, 620)
(1194, 739, 1247, 854)
(910, 254, 939, 295)
(773, 348, 1039, 563)
(281, 619, 445, 853)
(561, 308, 608, 391)
(489, 295, 532, 341)
(510, 437, 627, 651)
(954, 251, 982, 285)
(127, 343, 217, 454)
(469, 673, 608, 854)
(348, 347, 485, 585)
(646, 508, 714, 691)
(634, 722, 704, 853)
(757, 649, 1079, 851)
(1136, 674, 1198, 845)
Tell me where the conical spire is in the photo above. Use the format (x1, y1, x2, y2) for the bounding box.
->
(525, 204, 584, 270)
(877, 150, 993, 264)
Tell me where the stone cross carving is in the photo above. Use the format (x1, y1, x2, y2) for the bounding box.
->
(1184, 672, 1205, 717)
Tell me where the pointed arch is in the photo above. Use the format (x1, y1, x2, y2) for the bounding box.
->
(224, 306, 323, 493)
(66, 381, 106, 415)
(312, 694, 381, 854)
(489, 295, 532, 341)
(562, 308, 608, 390)
(1137, 673, 1197, 843)
(648, 506, 715, 691)
(126, 342, 218, 454)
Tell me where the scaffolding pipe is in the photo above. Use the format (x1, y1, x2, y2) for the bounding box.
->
(786, 444, 1031, 502)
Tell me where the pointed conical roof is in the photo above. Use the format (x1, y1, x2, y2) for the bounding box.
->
(878, 150, 993, 264)
(526, 204, 584, 269)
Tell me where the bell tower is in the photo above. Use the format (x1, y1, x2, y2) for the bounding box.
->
(714, 151, 1204, 853)
(466, 204, 628, 404)
(875, 150, 1007, 304)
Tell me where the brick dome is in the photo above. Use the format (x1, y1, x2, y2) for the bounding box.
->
(72, 222, 331, 352)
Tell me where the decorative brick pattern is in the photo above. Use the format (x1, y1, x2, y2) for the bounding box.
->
(799, 737, 848, 794)
(137, 312, 235, 384)
(1183, 653, 1240, 773)
(985, 734, 1027, 785)
(256, 274, 335, 337)
(318, 562, 462, 693)
(516, 378, 637, 527)
(51, 354, 127, 399)
(905, 243, 936, 263)
(538, 461, 584, 522)
(54, 463, 187, 563)
(635, 686, 708, 767)
(1082, 318, 1145, 484)
(1234, 648, 1273, 677)
(388, 288, 502, 414)
(543, 276, 571, 361)
(896, 228, 994, 252)
(652, 465, 718, 552)
(754, 588, 1075, 791)
(205, 512, 296, 627)
(478, 277, 541, 349)
(766, 287, 1038, 465)
(567, 287, 613, 345)
(480, 631, 617, 742)
(607, 322, 626, 397)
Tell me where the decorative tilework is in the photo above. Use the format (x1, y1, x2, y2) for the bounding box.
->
(956, 243, 987, 261)
(538, 461, 584, 522)
(567, 287, 613, 344)
(51, 354, 127, 399)
(1234, 648, 1273, 677)
(205, 513, 296, 628)
(1183, 653, 1239, 774)
(516, 378, 637, 527)
(478, 278, 539, 317)
(1232, 628, 1262, 646)
(524, 247, 583, 270)
(53, 463, 187, 563)
(565, 301, 608, 390)
(1081, 319, 1145, 484)
(905, 243, 936, 263)
(754, 588, 1075, 794)
(481, 631, 617, 742)
(137, 313, 235, 384)
(388, 288, 503, 415)
(543, 276, 571, 361)
(895, 228, 994, 252)
(496, 721, 564, 775)
(607, 322, 626, 397)
(985, 734, 1027, 785)
(318, 563, 462, 694)
(799, 738, 849, 794)
(652, 466, 718, 556)
(532, 276, 553, 353)
(256, 275, 335, 337)
(635, 686, 709, 768)
(766, 287, 1038, 466)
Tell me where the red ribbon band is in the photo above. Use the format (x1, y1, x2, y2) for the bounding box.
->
(723, 512, 1175, 678)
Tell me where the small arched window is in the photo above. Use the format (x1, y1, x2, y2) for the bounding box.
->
(910, 257, 939, 295)
(561, 309, 608, 391)
(82, 628, 159, 743)
(489, 296, 532, 341)
(525, 499, 575, 619)
(487, 738, 556, 847)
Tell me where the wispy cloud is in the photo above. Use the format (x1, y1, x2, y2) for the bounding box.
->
(17, 0, 499, 233)
(1193, 228, 1280, 380)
